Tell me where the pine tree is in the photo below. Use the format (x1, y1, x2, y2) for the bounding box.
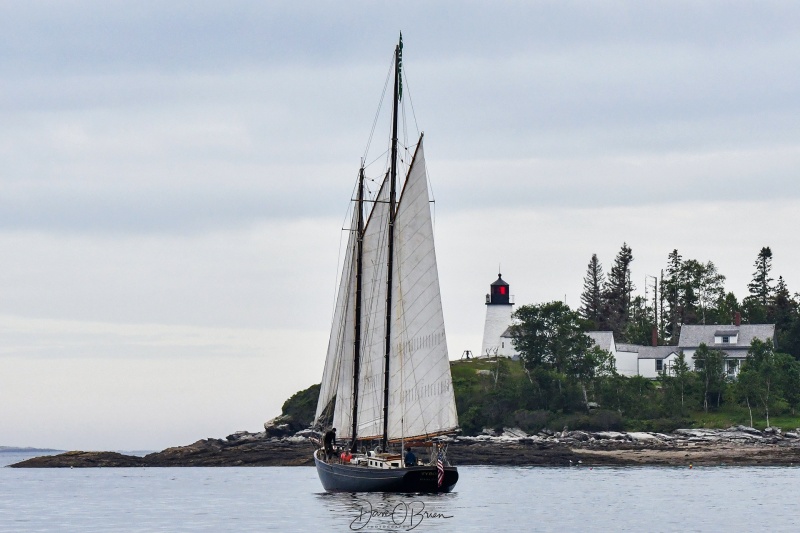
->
(580, 254, 605, 329)
(603, 243, 634, 340)
(748, 246, 774, 307)
(771, 276, 794, 331)
(662, 249, 683, 344)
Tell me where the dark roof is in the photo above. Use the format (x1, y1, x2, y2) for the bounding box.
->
(616, 343, 642, 353)
(678, 324, 776, 349)
(637, 346, 680, 360)
(491, 274, 509, 287)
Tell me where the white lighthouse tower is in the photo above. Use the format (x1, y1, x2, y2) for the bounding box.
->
(480, 273, 516, 357)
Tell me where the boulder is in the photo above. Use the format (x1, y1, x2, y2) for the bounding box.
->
(264, 416, 296, 438)
(728, 425, 762, 436)
(628, 432, 662, 442)
(566, 431, 590, 442)
(593, 431, 627, 440)
(502, 427, 529, 439)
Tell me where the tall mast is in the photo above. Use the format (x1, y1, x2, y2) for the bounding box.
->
(382, 35, 401, 452)
(350, 166, 365, 452)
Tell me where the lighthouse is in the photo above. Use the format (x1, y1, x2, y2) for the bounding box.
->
(480, 273, 516, 357)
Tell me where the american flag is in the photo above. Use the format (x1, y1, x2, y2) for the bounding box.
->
(437, 451, 444, 488)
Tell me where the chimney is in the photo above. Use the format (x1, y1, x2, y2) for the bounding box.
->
(652, 326, 658, 347)
(734, 311, 741, 327)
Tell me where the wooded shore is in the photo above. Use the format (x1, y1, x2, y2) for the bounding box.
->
(11, 426, 800, 468)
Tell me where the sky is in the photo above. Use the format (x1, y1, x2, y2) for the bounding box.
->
(2, 1, 800, 450)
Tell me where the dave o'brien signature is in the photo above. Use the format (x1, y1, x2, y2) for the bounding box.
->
(350, 499, 453, 531)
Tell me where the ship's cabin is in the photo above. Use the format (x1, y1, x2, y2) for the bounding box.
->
(363, 453, 402, 469)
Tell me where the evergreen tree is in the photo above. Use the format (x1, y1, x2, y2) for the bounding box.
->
(748, 246, 774, 307)
(579, 253, 605, 330)
(624, 296, 656, 346)
(603, 243, 634, 340)
(771, 278, 800, 358)
(663, 249, 683, 344)
(770, 276, 793, 328)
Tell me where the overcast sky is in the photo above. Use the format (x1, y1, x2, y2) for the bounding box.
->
(2, 1, 799, 450)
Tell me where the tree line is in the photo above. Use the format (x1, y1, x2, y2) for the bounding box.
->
(579, 245, 800, 357)
(493, 301, 800, 434)
(468, 245, 800, 434)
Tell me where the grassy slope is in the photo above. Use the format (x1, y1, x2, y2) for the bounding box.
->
(284, 360, 800, 432)
(450, 358, 800, 432)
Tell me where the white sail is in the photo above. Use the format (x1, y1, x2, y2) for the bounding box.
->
(388, 140, 459, 440)
(318, 140, 458, 443)
(352, 174, 392, 440)
(314, 208, 358, 427)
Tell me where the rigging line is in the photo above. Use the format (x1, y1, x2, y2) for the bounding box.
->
(424, 164, 437, 235)
(402, 69, 420, 137)
(362, 54, 395, 164)
(364, 148, 390, 172)
(329, 181, 358, 323)
(401, 92, 409, 164)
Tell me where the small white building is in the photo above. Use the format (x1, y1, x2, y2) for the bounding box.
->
(587, 331, 637, 377)
(480, 273, 518, 358)
(635, 346, 681, 379)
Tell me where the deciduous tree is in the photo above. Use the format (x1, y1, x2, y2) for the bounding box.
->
(693, 343, 725, 412)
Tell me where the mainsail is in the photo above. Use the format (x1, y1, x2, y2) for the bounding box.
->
(387, 140, 458, 440)
(315, 138, 458, 442)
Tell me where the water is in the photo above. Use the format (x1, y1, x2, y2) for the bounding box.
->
(2, 452, 800, 532)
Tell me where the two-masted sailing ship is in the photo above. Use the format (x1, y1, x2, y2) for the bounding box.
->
(313, 36, 459, 493)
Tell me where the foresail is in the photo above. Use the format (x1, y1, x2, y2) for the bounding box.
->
(353, 173, 392, 440)
(314, 209, 357, 428)
(388, 140, 459, 440)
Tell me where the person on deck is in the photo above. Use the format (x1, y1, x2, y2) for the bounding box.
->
(404, 448, 417, 467)
(323, 428, 337, 460)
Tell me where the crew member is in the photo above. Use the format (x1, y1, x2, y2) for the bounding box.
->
(323, 428, 337, 460)
(404, 448, 417, 467)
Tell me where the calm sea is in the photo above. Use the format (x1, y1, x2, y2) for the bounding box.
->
(2, 451, 799, 532)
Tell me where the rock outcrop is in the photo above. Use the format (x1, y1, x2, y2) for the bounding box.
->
(12, 426, 800, 468)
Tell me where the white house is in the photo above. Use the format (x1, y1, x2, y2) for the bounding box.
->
(678, 321, 776, 378)
(584, 320, 776, 379)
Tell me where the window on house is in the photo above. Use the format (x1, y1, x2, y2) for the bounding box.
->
(722, 336, 730, 343)
(501, 342, 504, 348)
(656, 359, 663, 372)
(727, 360, 738, 375)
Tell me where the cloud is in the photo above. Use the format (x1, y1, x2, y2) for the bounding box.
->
(3, 1, 800, 448)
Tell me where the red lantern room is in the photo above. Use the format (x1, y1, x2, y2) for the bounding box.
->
(486, 273, 511, 306)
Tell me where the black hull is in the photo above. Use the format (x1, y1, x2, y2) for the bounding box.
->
(314, 450, 458, 493)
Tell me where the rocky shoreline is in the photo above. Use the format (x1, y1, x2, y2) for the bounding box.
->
(11, 425, 800, 468)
